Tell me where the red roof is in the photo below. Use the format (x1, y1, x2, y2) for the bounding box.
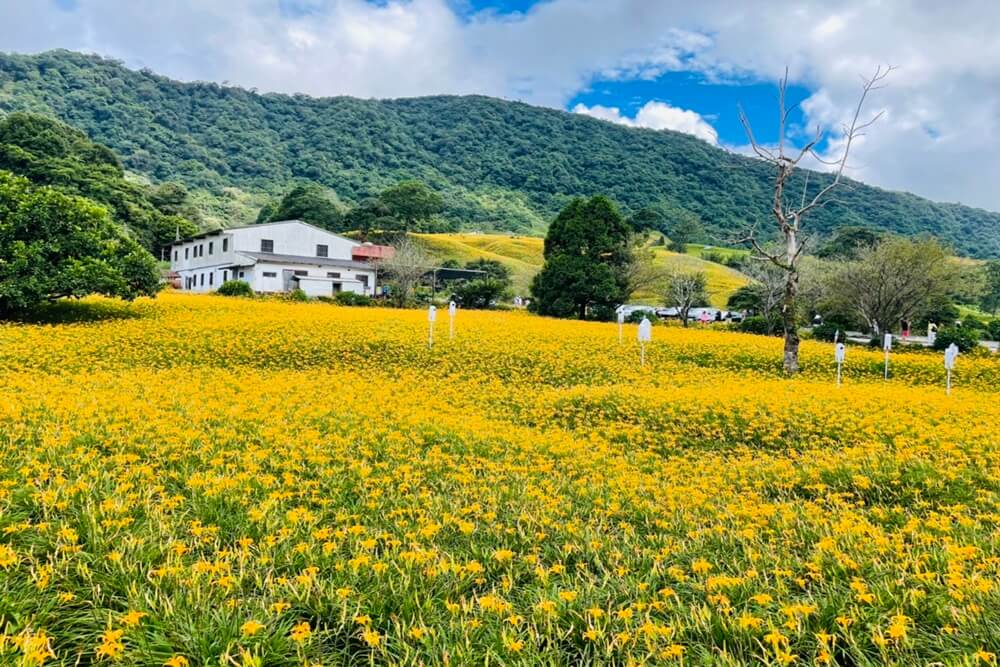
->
(352, 245, 395, 261)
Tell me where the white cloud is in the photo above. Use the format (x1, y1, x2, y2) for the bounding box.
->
(572, 101, 719, 144)
(2, 1, 1000, 210)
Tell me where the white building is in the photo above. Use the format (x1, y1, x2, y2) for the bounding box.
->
(169, 220, 383, 297)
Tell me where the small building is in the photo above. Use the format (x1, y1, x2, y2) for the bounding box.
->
(169, 220, 390, 297)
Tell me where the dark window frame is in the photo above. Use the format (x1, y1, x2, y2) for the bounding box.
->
(261, 239, 274, 253)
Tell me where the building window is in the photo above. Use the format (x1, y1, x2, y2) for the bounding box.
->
(200, 273, 205, 286)
(262, 271, 277, 278)
(173, 250, 178, 261)
(261, 239, 274, 253)
(357, 275, 370, 288)
(316, 244, 328, 258)
(209, 272, 214, 286)
(293, 270, 308, 276)
(332, 283, 342, 293)
(239, 271, 245, 279)
(327, 272, 341, 278)
(185, 248, 189, 260)
(208, 241, 214, 255)
(222, 238, 229, 252)
(222, 270, 228, 282)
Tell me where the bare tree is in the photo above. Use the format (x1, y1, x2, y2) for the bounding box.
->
(378, 236, 432, 307)
(663, 270, 709, 327)
(737, 65, 891, 374)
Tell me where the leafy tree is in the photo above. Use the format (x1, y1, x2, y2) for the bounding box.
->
(261, 182, 345, 232)
(667, 212, 706, 253)
(826, 237, 958, 334)
(981, 260, 1000, 315)
(933, 326, 980, 352)
(0, 111, 196, 256)
(465, 258, 512, 283)
(379, 237, 431, 307)
(530, 196, 631, 320)
(344, 197, 394, 238)
(454, 278, 509, 309)
(0, 171, 160, 316)
(378, 181, 444, 231)
(662, 270, 708, 327)
(815, 226, 883, 259)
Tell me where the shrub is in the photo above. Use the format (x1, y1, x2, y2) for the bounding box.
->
(288, 288, 309, 302)
(933, 326, 980, 352)
(454, 278, 508, 310)
(811, 322, 844, 342)
(333, 291, 373, 307)
(987, 319, 1000, 342)
(215, 280, 254, 297)
(738, 316, 780, 336)
(625, 309, 655, 324)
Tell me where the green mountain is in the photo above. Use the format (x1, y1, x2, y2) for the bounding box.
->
(2, 49, 998, 257)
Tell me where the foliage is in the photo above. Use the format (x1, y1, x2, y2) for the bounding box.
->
(2, 292, 1000, 662)
(662, 270, 708, 327)
(811, 321, 844, 342)
(530, 196, 631, 320)
(332, 291, 373, 307)
(259, 182, 346, 231)
(982, 260, 1000, 315)
(464, 258, 512, 283)
(453, 278, 509, 309)
(4, 51, 1000, 253)
(826, 237, 958, 334)
(215, 280, 254, 297)
(0, 170, 160, 316)
(666, 212, 706, 253)
(0, 111, 197, 255)
(986, 318, 1000, 341)
(378, 180, 444, 231)
(932, 325, 980, 352)
(287, 288, 309, 302)
(815, 226, 884, 259)
(380, 237, 432, 307)
(738, 315, 781, 336)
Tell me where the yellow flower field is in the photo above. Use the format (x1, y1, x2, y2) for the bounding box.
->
(0, 292, 999, 665)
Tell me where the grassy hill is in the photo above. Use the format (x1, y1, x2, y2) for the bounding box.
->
(415, 233, 748, 307)
(2, 50, 1000, 257)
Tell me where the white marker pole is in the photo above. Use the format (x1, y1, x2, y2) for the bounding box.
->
(835, 342, 846, 386)
(638, 316, 652, 367)
(944, 343, 959, 395)
(883, 332, 893, 380)
(428, 305, 437, 348)
(617, 309, 625, 344)
(448, 301, 456, 340)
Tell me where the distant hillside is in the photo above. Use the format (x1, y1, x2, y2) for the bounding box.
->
(415, 233, 748, 307)
(2, 50, 999, 257)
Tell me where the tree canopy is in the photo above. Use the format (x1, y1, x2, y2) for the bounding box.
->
(3, 50, 1000, 256)
(0, 171, 160, 316)
(258, 182, 346, 231)
(530, 196, 632, 320)
(0, 111, 197, 256)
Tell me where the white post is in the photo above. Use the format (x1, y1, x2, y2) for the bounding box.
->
(617, 309, 625, 344)
(448, 301, 456, 340)
(835, 343, 846, 387)
(883, 332, 893, 380)
(944, 343, 959, 395)
(428, 305, 437, 348)
(638, 317, 652, 367)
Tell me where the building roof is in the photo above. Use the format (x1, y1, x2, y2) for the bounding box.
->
(236, 251, 373, 271)
(172, 220, 361, 247)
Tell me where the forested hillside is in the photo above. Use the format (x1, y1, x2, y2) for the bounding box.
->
(2, 50, 999, 256)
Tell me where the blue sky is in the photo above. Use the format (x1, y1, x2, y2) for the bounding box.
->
(3, 0, 999, 209)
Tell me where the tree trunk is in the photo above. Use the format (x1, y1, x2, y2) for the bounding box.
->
(781, 266, 800, 375)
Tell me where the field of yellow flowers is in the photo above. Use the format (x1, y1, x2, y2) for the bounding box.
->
(1, 292, 999, 666)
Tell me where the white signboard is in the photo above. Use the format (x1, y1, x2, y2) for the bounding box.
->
(427, 305, 437, 348)
(448, 301, 456, 318)
(617, 310, 625, 344)
(638, 317, 652, 342)
(428, 305, 437, 322)
(883, 332, 893, 351)
(448, 301, 456, 339)
(944, 343, 959, 395)
(834, 342, 846, 386)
